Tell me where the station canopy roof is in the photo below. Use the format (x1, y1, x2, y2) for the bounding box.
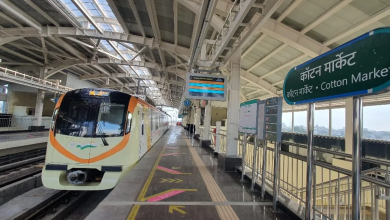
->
(0, 0, 390, 109)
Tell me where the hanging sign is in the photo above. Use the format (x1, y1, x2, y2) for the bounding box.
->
(283, 28, 390, 105)
(185, 73, 227, 101)
(239, 99, 259, 134)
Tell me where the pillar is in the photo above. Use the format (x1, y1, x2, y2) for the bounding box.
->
(217, 50, 242, 172)
(203, 101, 211, 140)
(200, 101, 212, 148)
(34, 89, 45, 126)
(194, 106, 201, 138)
(226, 51, 241, 156)
(33, 67, 46, 129)
(345, 97, 353, 155)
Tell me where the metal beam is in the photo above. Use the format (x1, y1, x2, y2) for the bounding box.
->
(8, 42, 78, 60)
(45, 63, 79, 79)
(0, 46, 44, 66)
(2, 27, 191, 56)
(241, 33, 266, 58)
(105, 0, 130, 33)
(128, 0, 146, 37)
(130, 47, 146, 61)
(51, 37, 87, 60)
(240, 70, 279, 95)
(209, 0, 257, 65)
(324, 6, 390, 46)
(276, 0, 304, 22)
(262, 19, 330, 57)
(24, 0, 60, 27)
(174, 0, 178, 45)
(301, 0, 352, 34)
(0, 36, 23, 46)
(145, 0, 166, 69)
(71, 0, 104, 34)
(247, 44, 287, 72)
(0, 0, 42, 30)
(176, 0, 223, 32)
(260, 54, 305, 79)
(0, 12, 22, 27)
(79, 73, 185, 86)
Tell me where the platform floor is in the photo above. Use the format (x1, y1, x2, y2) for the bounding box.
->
(0, 131, 48, 150)
(86, 126, 291, 220)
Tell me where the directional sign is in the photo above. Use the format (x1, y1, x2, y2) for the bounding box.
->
(284, 28, 390, 105)
(184, 99, 191, 106)
(264, 97, 282, 142)
(169, 205, 186, 214)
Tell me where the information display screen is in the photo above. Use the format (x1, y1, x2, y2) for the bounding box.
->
(185, 73, 227, 101)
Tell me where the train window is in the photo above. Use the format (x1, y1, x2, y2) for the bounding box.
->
(96, 103, 126, 137)
(51, 108, 58, 130)
(125, 112, 132, 134)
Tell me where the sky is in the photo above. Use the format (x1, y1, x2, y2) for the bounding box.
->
(283, 104, 390, 131)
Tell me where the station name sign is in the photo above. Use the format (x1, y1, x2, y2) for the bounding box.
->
(283, 28, 390, 105)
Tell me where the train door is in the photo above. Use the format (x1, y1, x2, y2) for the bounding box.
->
(138, 105, 147, 158)
(146, 107, 152, 150)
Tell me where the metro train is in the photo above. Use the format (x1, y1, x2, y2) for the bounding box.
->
(42, 88, 171, 190)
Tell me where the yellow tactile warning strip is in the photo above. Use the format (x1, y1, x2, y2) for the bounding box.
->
(185, 138, 240, 220)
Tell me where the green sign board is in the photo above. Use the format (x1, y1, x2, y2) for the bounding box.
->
(283, 28, 390, 105)
(265, 115, 277, 124)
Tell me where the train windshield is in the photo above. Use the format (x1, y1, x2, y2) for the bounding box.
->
(55, 96, 127, 138)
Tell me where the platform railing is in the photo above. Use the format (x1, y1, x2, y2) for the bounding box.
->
(0, 66, 73, 93)
(196, 125, 390, 219)
(0, 117, 51, 132)
(237, 135, 390, 219)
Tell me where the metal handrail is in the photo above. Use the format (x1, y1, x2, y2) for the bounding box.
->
(0, 67, 73, 93)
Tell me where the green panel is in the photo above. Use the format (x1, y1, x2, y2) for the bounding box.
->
(265, 124, 277, 132)
(265, 115, 278, 124)
(283, 28, 390, 105)
(265, 132, 277, 142)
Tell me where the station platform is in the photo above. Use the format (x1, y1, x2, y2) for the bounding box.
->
(86, 126, 291, 220)
(0, 131, 48, 155)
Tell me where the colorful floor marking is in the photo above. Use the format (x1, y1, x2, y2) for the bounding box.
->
(165, 146, 179, 150)
(156, 165, 191, 174)
(141, 189, 197, 202)
(162, 152, 185, 156)
(169, 205, 186, 214)
(160, 178, 183, 183)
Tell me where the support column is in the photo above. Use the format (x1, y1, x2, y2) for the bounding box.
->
(194, 106, 201, 139)
(200, 101, 211, 148)
(345, 97, 354, 155)
(226, 51, 241, 156)
(33, 67, 46, 131)
(217, 51, 242, 172)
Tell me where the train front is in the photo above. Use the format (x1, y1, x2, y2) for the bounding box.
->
(42, 88, 136, 190)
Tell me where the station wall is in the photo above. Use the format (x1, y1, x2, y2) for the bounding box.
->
(211, 107, 227, 126)
(49, 72, 98, 89)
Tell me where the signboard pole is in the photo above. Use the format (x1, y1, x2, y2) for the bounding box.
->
(261, 140, 268, 199)
(352, 97, 362, 220)
(272, 142, 280, 211)
(240, 133, 247, 182)
(305, 103, 315, 220)
(250, 137, 258, 192)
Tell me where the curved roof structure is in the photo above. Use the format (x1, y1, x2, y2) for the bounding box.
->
(0, 0, 390, 108)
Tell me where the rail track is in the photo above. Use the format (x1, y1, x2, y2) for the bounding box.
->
(0, 155, 45, 188)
